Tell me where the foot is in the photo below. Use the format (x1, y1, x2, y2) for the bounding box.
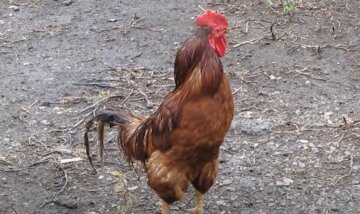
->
(194, 191, 204, 214)
(162, 201, 170, 214)
(186, 207, 203, 214)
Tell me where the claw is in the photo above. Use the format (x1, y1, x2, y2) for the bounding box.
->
(185, 208, 203, 214)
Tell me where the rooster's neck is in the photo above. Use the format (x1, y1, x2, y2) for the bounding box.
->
(173, 28, 224, 95)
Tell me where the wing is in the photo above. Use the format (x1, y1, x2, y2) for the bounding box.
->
(131, 91, 184, 160)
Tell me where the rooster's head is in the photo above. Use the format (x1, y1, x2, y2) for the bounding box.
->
(196, 10, 228, 57)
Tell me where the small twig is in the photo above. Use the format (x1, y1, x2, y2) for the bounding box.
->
(20, 107, 30, 114)
(270, 22, 277, 40)
(233, 34, 270, 48)
(41, 200, 77, 209)
(125, 75, 154, 108)
(55, 165, 69, 199)
(79, 95, 124, 114)
(29, 100, 39, 108)
(53, 201, 78, 209)
(239, 74, 255, 84)
(298, 43, 357, 52)
(221, 146, 235, 155)
(245, 21, 249, 35)
(0, 158, 50, 172)
(295, 70, 326, 81)
(129, 52, 142, 60)
(71, 118, 84, 130)
(124, 14, 146, 34)
(11, 204, 19, 214)
(345, 190, 353, 204)
(121, 88, 134, 105)
(28, 159, 51, 168)
(129, 14, 143, 27)
(41, 165, 70, 208)
(287, 66, 327, 82)
(334, 132, 345, 147)
(341, 117, 360, 130)
(232, 88, 241, 95)
(41, 150, 68, 158)
(73, 82, 118, 88)
(333, 155, 354, 185)
(315, 46, 321, 58)
(198, 5, 206, 12)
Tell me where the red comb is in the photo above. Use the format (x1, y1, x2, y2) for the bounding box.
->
(195, 10, 228, 29)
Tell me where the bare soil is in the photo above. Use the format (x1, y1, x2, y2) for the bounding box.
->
(1, 0, 360, 213)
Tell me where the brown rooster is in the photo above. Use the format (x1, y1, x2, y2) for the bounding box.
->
(84, 10, 234, 214)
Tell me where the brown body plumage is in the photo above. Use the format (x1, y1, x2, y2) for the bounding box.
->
(84, 11, 234, 213)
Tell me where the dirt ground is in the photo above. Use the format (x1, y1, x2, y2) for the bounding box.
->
(1, 0, 360, 213)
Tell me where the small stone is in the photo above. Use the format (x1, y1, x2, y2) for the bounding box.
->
(107, 18, 117, 22)
(40, 120, 51, 125)
(298, 139, 308, 143)
(241, 121, 272, 136)
(146, 101, 155, 109)
(229, 118, 240, 131)
(114, 183, 125, 193)
(239, 177, 256, 188)
(330, 207, 339, 211)
(276, 177, 294, 186)
(324, 111, 334, 124)
(352, 165, 360, 172)
(98, 175, 104, 180)
(63, 0, 73, 6)
(9, 5, 20, 12)
(226, 186, 236, 192)
(352, 180, 360, 185)
(221, 179, 232, 186)
(298, 162, 306, 168)
(128, 186, 138, 191)
(216, 200, 226, 206)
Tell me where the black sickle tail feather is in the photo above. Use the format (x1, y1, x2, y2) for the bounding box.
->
(84, 110, 132, 173)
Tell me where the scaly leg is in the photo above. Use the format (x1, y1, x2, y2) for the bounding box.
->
(162, 201, 170, 214)
(194, 190, 204, 214)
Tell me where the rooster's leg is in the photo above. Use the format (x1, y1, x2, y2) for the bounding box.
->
(186, 190, 204, 213)
(194, 190, 204, 214)
(162, 201, 170, 214)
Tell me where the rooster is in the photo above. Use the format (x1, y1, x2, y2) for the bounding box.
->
(84, 10, 234, 214)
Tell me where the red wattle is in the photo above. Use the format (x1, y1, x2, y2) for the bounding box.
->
(209, 36, 227, 57)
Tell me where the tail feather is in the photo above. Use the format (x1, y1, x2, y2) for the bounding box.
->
(84, 110, 146, 172)
(84, 110, 134, 172)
